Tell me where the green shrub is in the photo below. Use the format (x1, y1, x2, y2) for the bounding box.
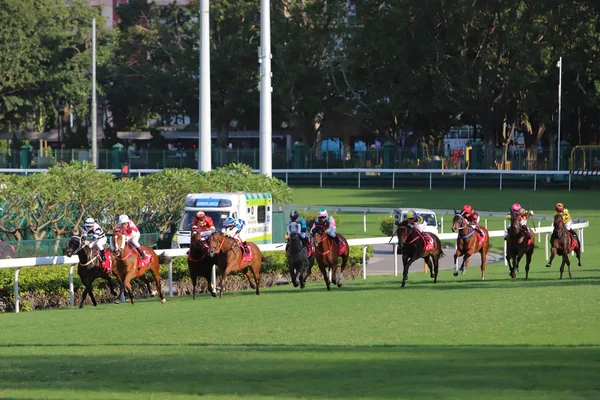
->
(380, 216, 395, 236)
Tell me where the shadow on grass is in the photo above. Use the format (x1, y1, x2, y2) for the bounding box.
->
(0, 344, 598, 399)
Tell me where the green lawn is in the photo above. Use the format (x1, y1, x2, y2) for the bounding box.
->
(0, 187, 598, 400)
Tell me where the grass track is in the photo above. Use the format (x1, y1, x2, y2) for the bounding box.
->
(1, 187, 599, 399)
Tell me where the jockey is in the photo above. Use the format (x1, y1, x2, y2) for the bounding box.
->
(192, 211, 215, 239)
(461, 204, 483, 235)
(310, 208, 343, 248)
(504, 203, 534, 240)
(287, 210, 311, 248)
(403, 210, 427, 233)
(554, 203, 580, 246)
(222, 216, 249, 254)
(116, 214, 145, 259)
(83, 217, 107, 263)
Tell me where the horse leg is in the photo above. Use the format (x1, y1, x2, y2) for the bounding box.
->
(319, 265, 331, 291)
(546, 247, 557, 268)
(289, 261, 298, 287)
(479, 245, 488, 280)
(147, 264, 165, 304)
(525, 247, 533, 280)
(244, 267, 257, 290)
(401, 254, 414, 288)
(79, 284, 89, 309)
(190, 270, 198, 300)
(250, 259, 261, 296)
(461, 254, 471, 275)
(506, 255, 515, 279)
(559, 256, 566, 280)
(432, 254, 440, 284)
(87, 280, 98, 307)
(123, 275, 135, 305)
(424, 256, 435, 280)
(453, 249, 461, 277)
(337, 252, 349, 288)
(105, 274, 117, 296)
(299, 260, 306, 289)
(331, 264, 338, 286)
(139, 275, 154, 297)
(575, 247, 582, 267)
(565, 255, 572, 279)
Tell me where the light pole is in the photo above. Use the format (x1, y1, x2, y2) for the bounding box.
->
(259, 0, 272, 177)
(557, 56, 562, 170)
(92, 17, 97, 166)
(198, 0, 211, 172)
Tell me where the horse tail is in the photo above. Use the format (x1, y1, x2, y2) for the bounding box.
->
(158, 252, 172, 265)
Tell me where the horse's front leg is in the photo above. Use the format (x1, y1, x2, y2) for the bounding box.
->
(559, 256, 566, 280)
(506, 256, 515, 279)
(461, 254, 472, 275)
(401, 254, 416, 288)
(453, 249, 461, 277)
(318, 265, 331, 291)
(288, 261, 298, 287)
(565, 255, 572, 279)
(546, 247, 557, 268)
(244, 267, 256, 289)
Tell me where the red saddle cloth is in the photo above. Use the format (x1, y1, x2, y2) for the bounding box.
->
(475, 227, 487, 245)
(568, 232, 579, 250)
(101, 252, 113, 274)
(423, 234, 435, 251)
(525, 227, 534, 246)
(136, 249, 152, 269)
(336, 237, 347, 255)
(235, 240, 254, 269)
(307, 242, 315, 258)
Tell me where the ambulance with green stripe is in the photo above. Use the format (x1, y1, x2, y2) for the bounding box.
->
(172, 192, 273, 248)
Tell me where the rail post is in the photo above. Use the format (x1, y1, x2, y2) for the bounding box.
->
(393, 244, 398, 276)
(363, 211, 367, 232)
(69, 264, 76, 307)
(545, 233, 549, 260)
(14, 268, 20, 313)
(362, 245, 367, 280)
(168, 258, 173, 297)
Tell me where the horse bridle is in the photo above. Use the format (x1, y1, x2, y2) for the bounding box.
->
(452, 214, 468, 231)
(287, 233, 304, 255)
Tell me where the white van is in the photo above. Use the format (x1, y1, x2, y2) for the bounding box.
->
(394, 208, 440, 234)
(172, 192, 273, 248)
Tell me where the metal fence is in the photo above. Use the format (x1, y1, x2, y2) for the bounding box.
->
(0, 144, 573, 171)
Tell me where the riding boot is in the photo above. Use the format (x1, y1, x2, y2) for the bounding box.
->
(504, 230, 508, 241)
(335, 235, 342, 248)
(100, 249, 106, 263)
(243, 241, 249, 254)
(137, 248, 146, 259)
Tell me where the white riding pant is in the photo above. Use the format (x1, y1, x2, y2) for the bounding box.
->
(126, 231, 141, 248)
(326, 227, 336, 238)
(226, 226, 247, 242)
(565, 221, 573, 230)
(91, 237, 107, 253)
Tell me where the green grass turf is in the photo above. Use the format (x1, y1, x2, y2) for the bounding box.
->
(0, 188, 598, 399)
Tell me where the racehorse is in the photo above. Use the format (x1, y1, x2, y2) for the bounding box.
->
(506, 212, 534, 279)
(545, 214, 582, 279)
(285, 225, 315, 289)
(187, 229, 217, 298)
(311, 225, 349, 291)
(395, 220, 444, 287)
(206, 231, 262, 298)
(111, 229, 170, 305)
(66, 234, 117, 308)
(451, 211, 491, 279)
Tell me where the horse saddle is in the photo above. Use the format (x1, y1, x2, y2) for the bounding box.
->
(234, 239, 253, 269)
(523, 226, 535, 246)
(306, 242, 315, 258)
(423, 234, 435, 251)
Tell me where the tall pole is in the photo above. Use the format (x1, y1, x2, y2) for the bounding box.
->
(259, 0, 272, 177)
(91, 17, 97, 166)
(199, 0, 211, 172)
(557, 56, 562, 171)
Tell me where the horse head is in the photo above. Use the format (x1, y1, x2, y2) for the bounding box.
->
(287, 231, 304, 254)
(311, 224, 328, 246)
(206, 231, 230, 257)
(395, 220, 411, 245)
(451, 212, 466, 233)
(553, 214, 565, 238)
(111, 229, 127, 257)
(66, 235, 83, 257)
(509, 212, 522, 236)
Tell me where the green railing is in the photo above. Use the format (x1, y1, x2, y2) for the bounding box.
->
(1, 144, 570, 171)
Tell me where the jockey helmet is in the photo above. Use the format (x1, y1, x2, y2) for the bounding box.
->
(406, 210, 416, 219)
(84, 218, 95, 228)
(196, 211, 205, 218)
(555, 203, 564, 213)
(290, 210, 299, 221)
(226, 217, 235, 226)
(317, 208, 328, 218)
(118, 214, 130, 225)
(511, 203, 521, 213)
(462, 205, 473, 213)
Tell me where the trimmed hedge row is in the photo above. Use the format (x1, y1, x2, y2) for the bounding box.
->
(0, 246, 374, 312)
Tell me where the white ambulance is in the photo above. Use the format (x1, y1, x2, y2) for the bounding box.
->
(172, 192, 273, 248)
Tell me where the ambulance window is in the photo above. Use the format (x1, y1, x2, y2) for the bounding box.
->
(257, 206, 266, 223)
(232, 212, 237, 219)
